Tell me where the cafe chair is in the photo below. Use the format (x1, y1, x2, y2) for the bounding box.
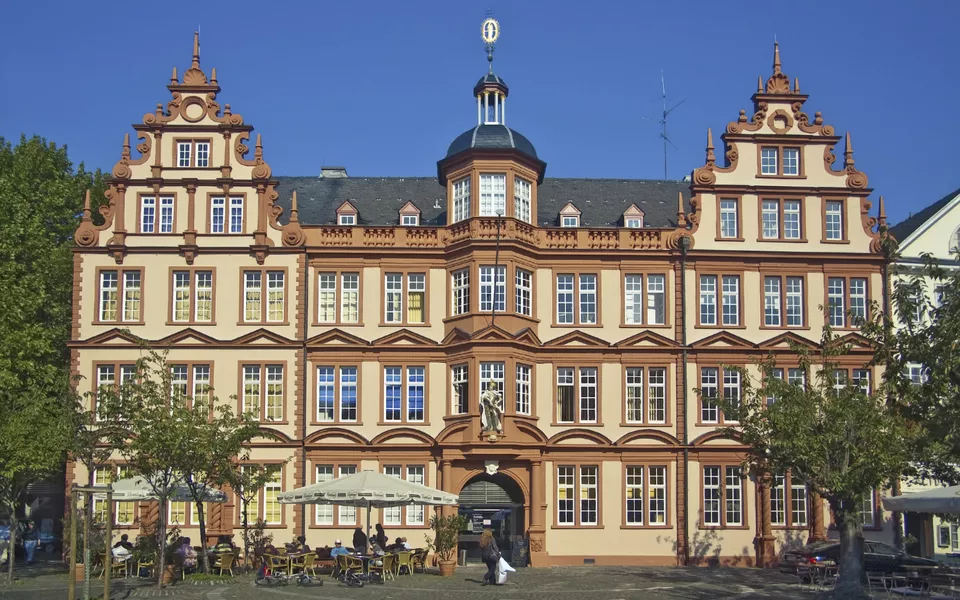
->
(395, 551, 414, 576)
(213, 552, 235, 577)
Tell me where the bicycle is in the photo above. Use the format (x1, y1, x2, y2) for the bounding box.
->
(255, 567, 324, 587)
(336, 565, 385, 587)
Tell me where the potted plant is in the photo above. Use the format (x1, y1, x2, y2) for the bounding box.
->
(161, 527, 182, 585)
(426, 514, 469, 577)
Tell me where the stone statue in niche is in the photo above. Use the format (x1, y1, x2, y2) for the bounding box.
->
(480, 381, 504, 435)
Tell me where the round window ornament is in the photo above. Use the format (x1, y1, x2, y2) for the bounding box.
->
(482, 17, 500, 45)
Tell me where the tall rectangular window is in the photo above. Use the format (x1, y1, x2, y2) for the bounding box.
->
(556, 274, 574, 324)
(244, 272, 262, 322)
(725, 466, 743, 525)
(648, 368, 666, 423)
(791, 480, 808, 527)
(825, 201, 844, 240)
(243, 366, 261, 418)
(829, 277, 868, 328)
(229, 197, 243, 233)
(650, 467, 667, 525)
(771, 475, 786, 526)
(556, 367, 575, 423)
(514, 177, 531, 223)
(786, 277, 803, 326)
(699, 275, 717, 325)
(580, 466, 598, 525)
(159, 197, 174, 233)
(211, 197, 225, 233)
(406, 466, 425, 525)
(700, 368, 719, 423)
(195, 142, 210, 167)
(340, 273, 359, 323)
(172, 270, 213, 323)
(516, 364, 531, 415)
(723, 369, 741, 420)
(579, 367, 598, 423)
(579, 274, 597, 324)
(339, 366, 358, 422)
(703, 466, 722, 526)
(141, 197, 156, 233)
(760, 148, 778, 175)
(192, 365, 211, 410)
(480, 362, 504, 405)
(453, 177, 471, 223)
(407, 366, 425, 422)
(719, 199, 739, 239)
(452, 269, 470, 316)
(264, 366, 283, 421)
(625, 466, 644, 525)
(267, 272, 284, 322)
(783, 200, 801, 239)
(647, 274, 665, 325)
(384, 367, 402, 422)
(703, 466, 742, 527)
(625, 466, 670, 526)
(318, 274, 337, 323)
(625, 368, 643, 423)
(172, 271, 190, 322)
(761, 200, 779, 239)
(515, 269, 532, 316)
(721, 275, 740, 326)
(338, 465, 357, 524)
(479, 174, 506, 217)
(382, 466, 403, 525)
(316, 367, 335, 421)
(177, 142, 191, 168)
(315, 465, 334, 525)
(407, 274, 425, 324)
(861, 490, 875, 527)
(479, 266, 506, 312)
(764, 276, 781, 326)
(828, 277, 846, 327)
(624, 275, 643, 325)
(452, 365, 469, 415)
(98, 271, 117, 322)
(850, 278, 867, 325)
(782, 147, 799, 176)
(385, 274, 403, 323)
(263, 470, 282, 525)
(557, 467, 575, 525)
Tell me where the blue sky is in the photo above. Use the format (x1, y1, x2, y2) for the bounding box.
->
(1, 0, 957, 225)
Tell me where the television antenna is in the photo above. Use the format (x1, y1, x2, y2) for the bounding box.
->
(642, 70, 686, 180)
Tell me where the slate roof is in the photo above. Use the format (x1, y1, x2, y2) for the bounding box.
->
(445, 124, 538, 160)
(474, 73, 508, 95)
(890, 186, 960, 243)
(274, 176, 691, 228)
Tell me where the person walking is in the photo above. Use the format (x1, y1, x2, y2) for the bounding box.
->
(479, 530, 500, 586)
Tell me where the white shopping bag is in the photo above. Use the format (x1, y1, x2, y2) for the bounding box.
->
(497, 556, 515, 584)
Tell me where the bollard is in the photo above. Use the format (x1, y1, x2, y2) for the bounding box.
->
(458, 549, 467, 566)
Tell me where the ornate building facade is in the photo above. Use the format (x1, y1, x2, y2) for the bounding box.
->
(69, 33, 895, 566)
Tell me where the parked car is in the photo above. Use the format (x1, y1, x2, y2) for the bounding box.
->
(0, 520, 28, 562)
(780, 540, 943, 576)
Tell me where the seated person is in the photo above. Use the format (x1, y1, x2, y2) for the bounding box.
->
(212, 535, 235, 554)
(291, 535, 311, 554)
(176, 538, 198, 572)
(112, 541, 133, 563)
(330, 539, 349, 559)
(399, 537, 412, 551)
(385, 537, 403, 552)
(369, 537, 386, 557)
(113, 534, 135, 552)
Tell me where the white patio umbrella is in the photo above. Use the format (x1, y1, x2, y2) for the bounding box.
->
(882, 485, 960, 514)
(97, 476, 227, 503)
(278, 470, 458, 545)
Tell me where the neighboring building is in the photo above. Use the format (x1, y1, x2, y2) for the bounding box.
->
(68, 32, 894, 567)
(889, 187, 960, 561)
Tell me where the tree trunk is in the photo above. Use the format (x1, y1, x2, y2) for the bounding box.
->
(156, 499, 167, 588)
(832, 502, 870, 599)
(242, 506, 250, 571)
(195, 499, 209, 574)
(7, 504, 15, 583)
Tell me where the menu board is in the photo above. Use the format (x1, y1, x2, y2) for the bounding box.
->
(510, 536, 528, 567)
(471, 513, 485, 532)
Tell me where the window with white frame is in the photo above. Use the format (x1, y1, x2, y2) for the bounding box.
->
(92, 465, 135, 525)
(453, 177, 471, 223)
(452, 269, 470, 316)
(579, 274, 597, 324)
(624, 275, 643, 325)
(338, 213, 356, 226)
(703, 466, 743, 527)
(761, 200, 779, 239)
(719, 198, 739, 239)
(861, 490, 876, 527)
(723, 369, 741, 419)
(315, 465, 335, 524)
(515, 364, 531, 415)
(906, 363, 926, 385)
(762, 199, 802, 240)
(317, 272, 360, 324)
(405, 466, 425, 525)
(561, 215, 579, 228)
(764, 276, 782, 326)
(828, 277, 868, 327)
(141, 197, 156, 233)
(515, 269, 532, 316)
(401, 214, 419, 226)
(479, 174, 506, 216)
(382, 466, 403, 525)
(176, 140, 210, 168)
(556, 274, 575, 324)
(452, 365, 469, 415)
(171, 270, 213, 323)
(771, 475, 786, 526)
(555, 465, 599, 527)
(647, 274, 666, 324)
(625, 465, 668, 526)
(385, 273, 425, 324)
(771, 473, 808, 528)
(240, 271, 284, 323)
(211, 197, 244, 233)
(480, 362, 505, 405)
(763, 275, 805, 327)
(158, 197, 174, 233)
(625, 218, 642, 228)
(263, 469, 282, 525)
(380, 466, 428, 526)
(699, 275, 717, 325)
(385, 274, 403, 323)
(177, 142, 192, 168)
(555, 366, 598, 424)
(383, 366, 426, 423)
(338, 465, 357, 524)
(720, 275, 740, 325)
(316, 366, 359, 422)
(782, 147, 799, 176)
(99, 270, 143, 323)
(479, 266, 506, 312)
(784, 200, 801, 239)
(514, 177, 532, 223)
(700, 367, 739, 423)
(760, 148, 778, 175)
(625, 367, 667, 424)
(825, 201, 844, 240)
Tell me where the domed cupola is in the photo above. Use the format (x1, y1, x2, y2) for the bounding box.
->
(438, 15, 546, 225)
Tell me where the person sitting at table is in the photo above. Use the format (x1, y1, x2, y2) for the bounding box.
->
(212, 535, 235, 554)
(176, 538, 198, 574)
(369, 537, 386, 557)
(352, 528, 367, 554)
(113, 534, 135, 552)
(330, 539, 349, 559)
(291, 535, 311, 554)
(399, 537, 412, 550)
(112, 539, 133, 567)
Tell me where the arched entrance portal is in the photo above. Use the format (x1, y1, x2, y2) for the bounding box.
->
(457, 473, 525, 564)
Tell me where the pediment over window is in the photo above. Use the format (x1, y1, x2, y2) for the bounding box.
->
(690, 331, 755, 349)
(559, 202, 581, 216)
(77, 328, 144, 346)
(441, 328, 473, 346)
(547, 429, 613, 447)
(622, 204, 645, 227)
(371, 329, 438, 347)
(229, 328, 295, 346)
(615, 330, 678, 348)
(833, 332, 875, 350)
(757, 331, 818, 351)
(336, 200, 359, 225)
(158, 328, 220, 346)
(306, 328, 369, 347)
(543, 330, 610, 348)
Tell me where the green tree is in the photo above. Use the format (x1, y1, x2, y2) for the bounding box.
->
(716, 331, 913, 599)
(225, 463, 283, 570)
(171, 392, 264, 574)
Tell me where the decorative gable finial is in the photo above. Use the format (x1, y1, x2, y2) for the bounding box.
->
(878, 195, 887, 227)
(676, 191, 687, 227)
(705, 128, 715, 166)
(182, 30, 208, 85)
(170, 66, 178, 85)
(81, 189, 92, 222)
(793, 77, 800, 93)
(289, 190, 300, 223)
(844, 132, 855, 168)
(763, 41, 791, 94)
(211, 67, 218, 85)
(122, 133, 131, 160)
(757, 76, 763, 94)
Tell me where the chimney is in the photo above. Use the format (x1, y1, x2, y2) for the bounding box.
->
(319, 166, 349, 179)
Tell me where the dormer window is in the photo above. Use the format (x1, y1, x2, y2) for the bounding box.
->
(402, 214, 419, 226)
(559, 202, 582, 228)
(335, 200, 358, 226)
(562, 216, 579, 228)
(175, 139, 210, 168)
(622, 204, 645, 229)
